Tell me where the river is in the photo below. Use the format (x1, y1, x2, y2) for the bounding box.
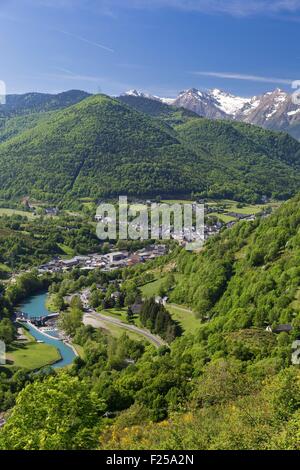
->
(19, 292, 77, 368)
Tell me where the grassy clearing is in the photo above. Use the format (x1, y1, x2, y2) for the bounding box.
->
(140, 274, 200, 334)
(228, 204, 264, 215)
(95, 309, 154, 343)
(72, 343, 85, 359)
(161, 199, 193, 205)
(79, 197, 94, 202)
(207, 200, 282, 224)
(167, 303, 200, 334)
(98, 307, 130, 323)
(0, 263, 12, 273)
(159, 198, 280, 224)
(291, 288, 300, 311)
(5, 342, 61, 370)
(0, 208, 36, 219)
(20, 327, 36, 342)
(45, 294, 59, 313)
(4, 323, 61, 370)
(82, 202, 95, 211)
(98, 307, 144, 328)
(103, 323, 147, 342)
(141, 277, 166, 298)
(58, 243, 75, 257)
(209, 212, 236, 223)
(64, 211, 82, 218)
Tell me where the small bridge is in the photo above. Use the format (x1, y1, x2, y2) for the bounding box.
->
(16, 312, 59, 327)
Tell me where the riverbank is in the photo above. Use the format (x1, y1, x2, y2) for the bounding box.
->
(16, 292, 77, 368)
(5, 328, 62, 371)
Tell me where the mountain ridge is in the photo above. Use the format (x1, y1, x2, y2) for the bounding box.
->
(0, 93, 300, 205)
(121, 87, 300, 139)
(0, 90, 91, 117)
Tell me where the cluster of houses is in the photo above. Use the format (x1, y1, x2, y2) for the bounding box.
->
(38, 245, 167, 275)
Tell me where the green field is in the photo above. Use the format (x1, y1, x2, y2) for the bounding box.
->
(58, 243, 75, 257)
(95, 308, 156, 343)
(206, 199, 281, 224)
(140, 274, 200, 334)
(98, 307, 130, 323)
(167, 303, 200, 334)
(102, 322, 148, 342)
(291, 288, 300, 310)
(96, 309, 149, 342)
(72, 343, 85, 359)
(0, 263, 12, 273)
(141, 277, 166, 298)
(209, 212, 236, 223)
(5, 342, 61, 370)
(158, 198, 280, 224)
(0, 207, 36, 219)
(161, 199, 194, 205)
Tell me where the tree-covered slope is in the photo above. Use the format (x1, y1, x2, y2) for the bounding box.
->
(0, 112, 54, 144)
(175, 118, 300, 201)
(0, 93, 300, 203)
(0, 95, 208, 202)
(2, 197, 300, 450)
(0, 90, 91, 144)
(171, 192, 300, 332)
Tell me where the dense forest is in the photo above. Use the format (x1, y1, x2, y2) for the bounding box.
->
(175, 118, 300, 201)
(0, 193, 300, 449)
(0, 93, 300, 203)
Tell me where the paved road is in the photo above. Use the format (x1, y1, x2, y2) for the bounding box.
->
(83, 311, 166, 348)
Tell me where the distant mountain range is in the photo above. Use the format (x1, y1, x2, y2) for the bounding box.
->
(121, 88, 300, 140)
(0, 90, 90, 117)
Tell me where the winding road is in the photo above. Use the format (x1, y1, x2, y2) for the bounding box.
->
(83, 310, 166, 348)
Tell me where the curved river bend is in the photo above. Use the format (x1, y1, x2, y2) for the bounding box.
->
(19, 292, 77, 368)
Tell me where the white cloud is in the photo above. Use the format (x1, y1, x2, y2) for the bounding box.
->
(118, 1, 300, 16)
(57, 30, 114, 53)
(17, 0, 300, 17)
(51, 68, 103, 82)
(192, 71, 295, 85)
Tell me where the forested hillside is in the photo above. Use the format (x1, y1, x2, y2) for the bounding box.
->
(0, 94, 208, 202)
(175, 118, 300, 201)
(0, 93, 300, 203)
(0, 112, 54, 144)
(172, 193, 300, 329)
(1, 194, 300, 450)
(0, 90, 90, 144)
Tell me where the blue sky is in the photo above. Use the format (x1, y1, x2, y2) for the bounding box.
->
(1, 0, 300, 97)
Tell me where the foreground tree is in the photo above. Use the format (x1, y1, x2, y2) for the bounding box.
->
(0, 373, 106, 450)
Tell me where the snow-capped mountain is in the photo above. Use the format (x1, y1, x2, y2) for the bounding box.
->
(237, 89, 298, 129)
(173, 88, 252, 120)
(122, 89, 161, 101)
(173, 88, 227, 119)
(122, 89, 175, 105)
(210, 89, 251, 117)
(121, 87, 300, 139)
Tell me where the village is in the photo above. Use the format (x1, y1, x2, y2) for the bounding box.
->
(37, 244, 168, 275)
(37, 201, 267, 276)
